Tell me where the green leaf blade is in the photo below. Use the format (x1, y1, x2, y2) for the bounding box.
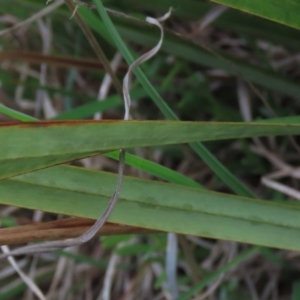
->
(2, 165, 300, 251)
(212, 0, 300, 30)
(2, 120, 300, 180)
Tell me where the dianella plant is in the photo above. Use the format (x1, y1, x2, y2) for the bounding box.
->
(0, 0, 300, 299)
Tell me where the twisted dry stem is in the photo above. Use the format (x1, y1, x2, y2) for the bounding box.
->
(0, 149, 125, 260)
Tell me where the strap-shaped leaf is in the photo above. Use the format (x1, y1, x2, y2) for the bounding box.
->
(1, 165, 300, 251)
(2, 120, 300, 180)
(212, 0, 300, 30)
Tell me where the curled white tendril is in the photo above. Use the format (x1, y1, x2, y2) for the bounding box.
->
(123, 8, 172, 120)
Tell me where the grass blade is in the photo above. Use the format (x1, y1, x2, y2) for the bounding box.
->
(2, 166, 300, 251)
(212, 0, 300, 30)
(2, 120, 300, 180)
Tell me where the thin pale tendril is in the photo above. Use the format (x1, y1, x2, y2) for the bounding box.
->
(123, 8, 172, 120)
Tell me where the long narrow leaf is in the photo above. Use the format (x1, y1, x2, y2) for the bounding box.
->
(212, 0, 300, 30)
(2, 120, 300, 180)
(2, 166, 300, 251)
(105, 151, 203, 189)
